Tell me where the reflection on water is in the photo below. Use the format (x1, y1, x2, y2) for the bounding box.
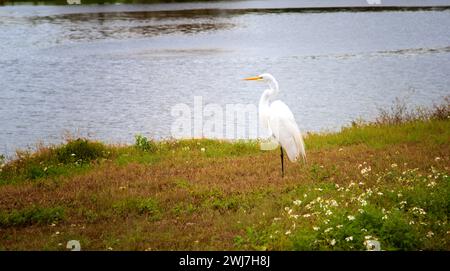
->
(0, 1, 450, 156)
(26, 10, 236, 40)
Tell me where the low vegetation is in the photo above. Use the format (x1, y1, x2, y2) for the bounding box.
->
(0, 98, 448, 250)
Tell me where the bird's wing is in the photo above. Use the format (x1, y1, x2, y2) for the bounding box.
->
(269, 100, 306, 163)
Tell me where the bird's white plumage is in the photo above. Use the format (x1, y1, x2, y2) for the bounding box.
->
(268, 100, 306, 162)
(254, 73, 306, 163)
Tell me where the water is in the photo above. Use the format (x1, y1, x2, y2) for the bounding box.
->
(1, 0, 450, 156)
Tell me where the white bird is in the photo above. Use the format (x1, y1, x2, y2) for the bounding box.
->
(244, 73, 306, 177)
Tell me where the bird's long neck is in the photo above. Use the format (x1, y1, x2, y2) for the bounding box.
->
(259, 79, 279, 107)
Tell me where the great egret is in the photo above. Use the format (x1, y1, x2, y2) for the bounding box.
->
(244, 73, 306, 177)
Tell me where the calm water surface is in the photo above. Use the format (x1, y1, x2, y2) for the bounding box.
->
(1, 0, 450, 155)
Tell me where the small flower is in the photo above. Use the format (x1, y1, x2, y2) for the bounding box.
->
(397, 193, 403, 198)
(313, 226, 320, 231)
(360, 166, 372, 176)
(336, 225, 343, 229)
(377, 192, 383, 196)
(273, 217, 281, 221)
(107, 247, 113, 251)
(330, 239, 336, 246)
(200, 147, 205, 152)
(329, 200, 338, 207)
(391, 163, 398, 168)
(364, 235, 372, 240)
(324, 227, 333, 233)
(382, 215, 388, 220)
(55, 231, 60, 235)
(71, 153, 76, 156)
(347, 215, 355, 221)
(325, 210, 333, 216)
(345, 236, 353, 242)
(303, 214, 311, 218)
(293, 200, 302, 206)
(285, 230, 291, 235)
(411, 207, 426, 215)
(426, 231, 434, 238)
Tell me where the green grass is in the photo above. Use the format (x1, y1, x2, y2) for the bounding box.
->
(0, 205, 65, 227)
(235, 167, 449, 251)
(306, 119, 450, 150)
(0, 100, 448, 250)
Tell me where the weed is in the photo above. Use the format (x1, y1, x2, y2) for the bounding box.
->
(0, 206, 65, 227)
(134, 134, 157, 153)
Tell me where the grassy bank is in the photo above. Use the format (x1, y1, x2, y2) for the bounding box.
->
(0, 100, 449, 250)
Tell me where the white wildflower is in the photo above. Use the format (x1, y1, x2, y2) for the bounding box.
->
(360, 199, 367, 206)
(411, 207, 426, 215)
(293, 200, 302, 206)
(323, 227, 333, 233)
(345, 236, 353, 242)
(330, 239, 336, 246)
(347, 215, 355, 221)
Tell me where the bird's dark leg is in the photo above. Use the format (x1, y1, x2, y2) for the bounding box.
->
(280, 146, 284, 178)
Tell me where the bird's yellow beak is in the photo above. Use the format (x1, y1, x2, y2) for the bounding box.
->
(244, 76, 263, 81)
